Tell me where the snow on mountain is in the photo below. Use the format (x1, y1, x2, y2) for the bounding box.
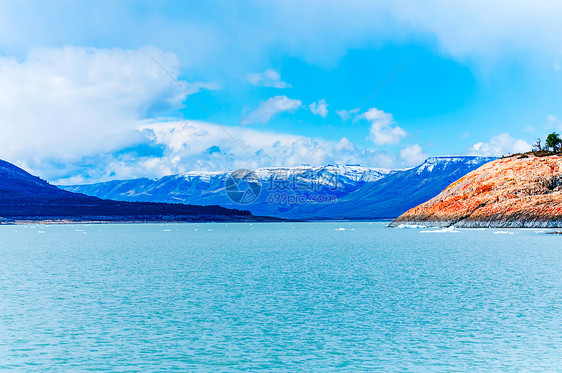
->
(415, 156, 493, 174)
(293, 156, 498, 219)
(61, 164, 391, 204)
(60, 157, 496, 219)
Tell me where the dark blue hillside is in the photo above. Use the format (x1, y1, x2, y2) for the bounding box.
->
(0, 159, 264, 221)
(0, 159, 75, 199)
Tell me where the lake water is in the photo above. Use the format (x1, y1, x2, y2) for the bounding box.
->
(1, 222, 561, 371)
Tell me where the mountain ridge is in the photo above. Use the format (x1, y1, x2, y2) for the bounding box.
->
(61, 156, 497, 220)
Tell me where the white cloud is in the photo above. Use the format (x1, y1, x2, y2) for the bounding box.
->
(247, 69, 291, 88)
(242, 95, 302, 125)
(399, 143, 428, 166)
(0, 46, 222, 162)
(45, 120, 397, 184)
(336, 108, 359, 121)
(2, 1, 562, 73)
(0, 45, 400, 183)
(469, 133, 531, 156)
(363, 107, 407, 145)
(309, 99, 328, 117)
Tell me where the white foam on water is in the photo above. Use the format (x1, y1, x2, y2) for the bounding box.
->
(420, 226, 459, 234)
(335, 228, 346, 231)
(396, 224, 426, 229)
(163, 229, 171, 232)
(37, 231, 45, 234)
(494, 231, 511, 234)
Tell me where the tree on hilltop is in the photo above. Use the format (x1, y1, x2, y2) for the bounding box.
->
(546, 132, 562, 152)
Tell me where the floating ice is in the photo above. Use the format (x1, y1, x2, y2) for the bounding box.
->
(420, 226, 459, 233)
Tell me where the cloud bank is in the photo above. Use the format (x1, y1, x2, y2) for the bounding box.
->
(0, 45, 420, 183)
(0, 46, 189, 160)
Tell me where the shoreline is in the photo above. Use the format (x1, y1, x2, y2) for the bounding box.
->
(0, 215, 288, 225)
(389, 219, 562, 228)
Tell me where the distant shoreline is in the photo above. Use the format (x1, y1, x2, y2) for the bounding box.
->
(0, 215, 287, 225)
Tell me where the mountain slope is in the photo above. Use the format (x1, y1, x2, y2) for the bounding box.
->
(0, 159, 74, 199)
(282, 156, 497, 219)
(390, 155, 562, 228)
(62, 157, 496, 219)
(62, 165, 391, 217)
(0, 159, 263, 222)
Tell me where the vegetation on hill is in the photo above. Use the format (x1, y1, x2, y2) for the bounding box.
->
(504, 132, 562, 158)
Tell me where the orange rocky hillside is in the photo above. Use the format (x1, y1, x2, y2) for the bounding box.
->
(390, 155, 562, 228)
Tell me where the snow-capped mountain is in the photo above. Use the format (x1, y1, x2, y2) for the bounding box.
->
(290, 156, 498, 219)
(60, 157, 496, 219)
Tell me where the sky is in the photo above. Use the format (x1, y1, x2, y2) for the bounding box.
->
(1, 0, 562, 184)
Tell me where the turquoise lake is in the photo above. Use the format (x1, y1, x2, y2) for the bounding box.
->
(1, 222, 561, 371)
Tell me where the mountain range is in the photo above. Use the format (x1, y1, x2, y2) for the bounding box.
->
(61, 156, 497, 220)
(0, 159, 269, 223)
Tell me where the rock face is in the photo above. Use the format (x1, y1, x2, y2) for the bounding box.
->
(390, 155, 562, 228)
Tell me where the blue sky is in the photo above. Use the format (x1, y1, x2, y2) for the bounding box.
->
(1, 0, 562, 183)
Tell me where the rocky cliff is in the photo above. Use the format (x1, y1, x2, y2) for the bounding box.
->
(390, 155, 562, 228)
